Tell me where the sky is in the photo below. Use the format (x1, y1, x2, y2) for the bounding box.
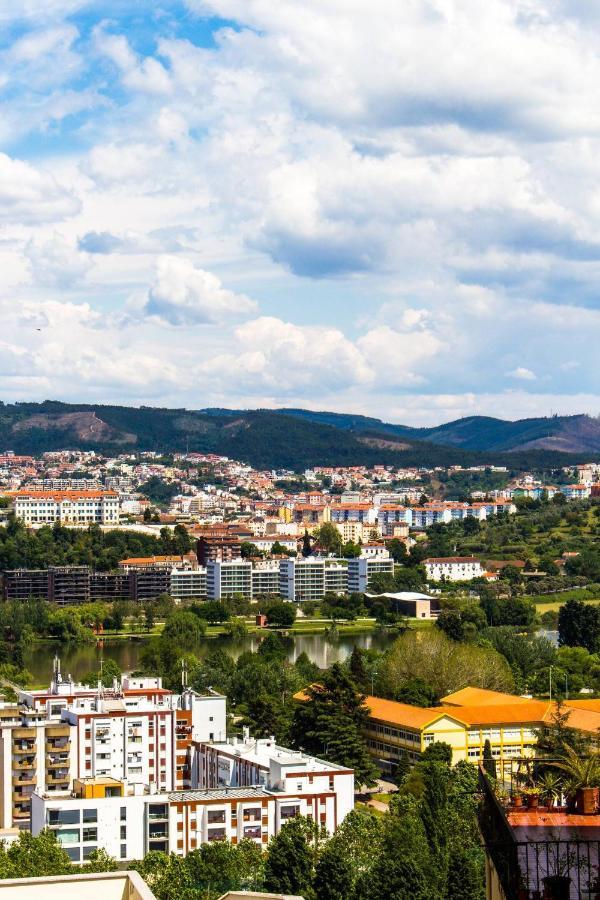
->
(0, 0, 599, 426)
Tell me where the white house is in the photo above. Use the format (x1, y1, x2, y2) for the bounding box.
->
(424, 556, 484, 582)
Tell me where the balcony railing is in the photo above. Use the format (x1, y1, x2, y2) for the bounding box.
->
(478, 766, 600, 899)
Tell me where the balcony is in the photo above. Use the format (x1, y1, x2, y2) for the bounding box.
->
(12, 806, 30, 819)
(12, 774, 35, 786)
(13, 729, 36, 740)
(46, 740, 70, 753)
(47, 770, 70, 784)
(13, 743, 35, 755)
(46, 726, 70, 738)
(13, 758, 35, 770)
(479, 764, 600, 899)
(46, 755, 69, 768)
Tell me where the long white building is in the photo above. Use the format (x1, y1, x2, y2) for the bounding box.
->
(10, 491, 119, 526)
(31, 735, 355, 863)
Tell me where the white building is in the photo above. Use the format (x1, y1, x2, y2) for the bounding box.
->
(251, 563, 281, 596)
(424, 556, 484, 582)
(279, 558, 348, 602)
(170, 567, 207, 601)
(31, 736, 355, 863)
(0, 661, 226, 830)
(11, 491, 119, 526)
(206, 560, 253, 600)
(347, 553, 394, 593)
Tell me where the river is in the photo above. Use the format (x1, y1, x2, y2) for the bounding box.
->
(22, 630, 396, 686)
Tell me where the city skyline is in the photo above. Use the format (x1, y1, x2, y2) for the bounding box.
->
(1, 0, 599, 425)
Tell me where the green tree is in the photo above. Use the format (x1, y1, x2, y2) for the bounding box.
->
(421, 741, 452, 765)
(302, 530, 312, 558)
(264, 817, 314, 896)
(313, 840, 353, 899)
(482, 739, 497, 778)
(291, 663, 378, 786)
(314, 523, 343, 555)
(420, 761, 450, 893)
(0, 829, 71, 879)
(264, 602, 296, 628)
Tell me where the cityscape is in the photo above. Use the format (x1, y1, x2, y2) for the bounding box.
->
(3, 1, 600, 899)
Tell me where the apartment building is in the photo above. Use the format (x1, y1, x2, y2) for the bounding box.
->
(196, 537, 242, 566)
(251, 563, 281, 597)
(169, 568, 207, 601)
(31, 736, 354, 863)
(329, 504, 377, 525)
(424, 556, 484, 581)
(347, 553, 394, 593)
(10, 491, 119, 525)
(279, 558, 348, 602)
(206, 560, 252, 600)
(0, 662, 227, 830)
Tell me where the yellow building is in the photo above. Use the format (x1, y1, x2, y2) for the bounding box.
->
(363, 688, 600, 769)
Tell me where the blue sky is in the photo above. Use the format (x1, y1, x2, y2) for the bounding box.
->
(0, 0, 599, 425)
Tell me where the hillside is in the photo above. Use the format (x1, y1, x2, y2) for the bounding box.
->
(0, 401, 597, 470)
(274, 409, 600, 454)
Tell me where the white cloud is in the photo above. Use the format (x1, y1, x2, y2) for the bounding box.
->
(507, 366, 537, 381)
(144, 256, 258, 325)
(0, 153, 80, 223)
(25, 234, 91, 288)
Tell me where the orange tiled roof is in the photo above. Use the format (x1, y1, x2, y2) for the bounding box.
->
(441, 687, 532, 707)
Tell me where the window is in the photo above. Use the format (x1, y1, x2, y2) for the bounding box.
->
(120, 807, 127, 821)
(244, 825, 261, 838)
(207, 828, 226, 842)
(65, 847, 80, 862)
(243, 808, 261, 822)
(207, 810, 226, 824)
(120, 825, 127, 840)
(120, 844, 127, 859)
(57, 828, 80, 845)
(82, 846, 98, 860)
(280, 805, 299, 820)
(48, 809, 80, 826)
(82, 827, 97, 842)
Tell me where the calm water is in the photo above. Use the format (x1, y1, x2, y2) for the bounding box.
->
(23, 631, 395, 686)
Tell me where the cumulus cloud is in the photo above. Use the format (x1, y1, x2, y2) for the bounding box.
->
(25, 234, 91, 288)
(0, 153, 80, 223)
(507, 366, 537, 381)
(143, 256, 258, 325)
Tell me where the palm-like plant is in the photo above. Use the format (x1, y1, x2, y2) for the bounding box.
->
(552, 747, 600, 794)
(537, 771, 563, 807)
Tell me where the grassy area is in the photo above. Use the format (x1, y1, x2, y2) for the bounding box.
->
(536, 598, 600, 614)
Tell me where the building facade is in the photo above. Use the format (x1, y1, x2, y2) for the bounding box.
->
(11, 491, 119, 526)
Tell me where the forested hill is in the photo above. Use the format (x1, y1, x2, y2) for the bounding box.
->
(273, 409, 600, 454)
(0, 401, 596, 470)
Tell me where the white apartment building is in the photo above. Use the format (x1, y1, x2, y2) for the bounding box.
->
(206, 560, 252, 600)
(169, 567, 207, 601)
(31, 736, 354, 863)
(11, 491, 119, 526)
(0, 662, 227, 830)
(347, 553, 395, 593)
(424, 556, 484, 582)
(251, 563, 280, 596)
(279, 558, 348, 602)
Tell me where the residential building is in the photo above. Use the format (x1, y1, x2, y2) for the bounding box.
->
(169, 567, 207, 601)
(197, 536, 242, 566)
(10, 491, 119, 526)
(279, 558, 347, 602)
(119, 555, 194, 572)
(251, 563, 281, 597)
(347, 553, 394, 592)
(207, 560, 252, 600)
(31, 738, 354, 863)
(424, 556, 484, 581)
(0, 661, 227, 830)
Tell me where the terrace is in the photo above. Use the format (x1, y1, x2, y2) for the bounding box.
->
(479, 760, 600, 899)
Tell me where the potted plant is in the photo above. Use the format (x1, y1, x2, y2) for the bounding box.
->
(552, 747, 600, 815)
(512, 792, 524, 808)
(523, 786, 541, 809)
(538, 771, 563, 811)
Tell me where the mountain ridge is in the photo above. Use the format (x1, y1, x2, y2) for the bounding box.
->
(0, 401, 597, 470)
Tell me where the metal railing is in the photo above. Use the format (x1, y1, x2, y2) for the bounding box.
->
(478, 766, 600, 899)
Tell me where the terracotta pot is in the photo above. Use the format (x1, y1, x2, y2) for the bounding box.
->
(527, 794, 539, 809)
(576, 786, 597, 815)
(512, 794, 523, 808)
(542, 874, 570, 900)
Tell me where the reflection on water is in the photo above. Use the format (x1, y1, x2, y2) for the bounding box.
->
(23, 630, 395, 685)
